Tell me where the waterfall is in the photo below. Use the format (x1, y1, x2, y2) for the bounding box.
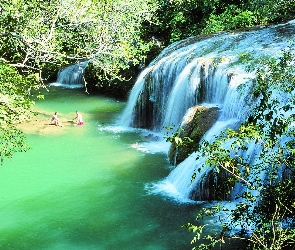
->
(120, 20, 295, 202)
(118, 67, 151, 127)
(50, 61, 88, 88)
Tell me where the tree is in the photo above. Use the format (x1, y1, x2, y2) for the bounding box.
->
(0, 62, 40, 163)
(0, 0, 158, 82)
(152, 0, 295, 45)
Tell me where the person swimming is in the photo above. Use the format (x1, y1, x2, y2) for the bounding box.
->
(73, 111, 84, 125)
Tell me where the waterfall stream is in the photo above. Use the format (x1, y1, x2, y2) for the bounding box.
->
(50, 61, 88, 88)
(119, 20, 295, 202)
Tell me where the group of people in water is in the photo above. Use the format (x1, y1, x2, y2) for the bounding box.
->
(50, 111, 83, 127)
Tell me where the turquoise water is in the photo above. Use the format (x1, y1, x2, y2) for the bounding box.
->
(0, 87, 201, 250)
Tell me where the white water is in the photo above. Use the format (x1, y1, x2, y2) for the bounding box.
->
(118, 67, 151, 127)
(147, 119, 239, 203)
(50, 61, 88, 88)
(118, 20, 295, 202)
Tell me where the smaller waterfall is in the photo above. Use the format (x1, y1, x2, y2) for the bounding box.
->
(50, 61, 88, 88)
(118, 67, 151, 127)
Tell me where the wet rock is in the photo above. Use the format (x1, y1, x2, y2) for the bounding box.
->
(168, 105, 219, 165)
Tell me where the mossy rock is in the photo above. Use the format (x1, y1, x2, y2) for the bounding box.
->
(168, 105, 219, 165)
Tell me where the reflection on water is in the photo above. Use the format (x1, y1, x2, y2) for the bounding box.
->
(0, 86, 200, 250)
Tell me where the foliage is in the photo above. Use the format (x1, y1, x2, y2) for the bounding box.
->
(0, 62, 40, 162)
(0, 0, 158, 82)
(153, 0, 295, 45)
(185, 49, 295, 249)
(151, 0, 208, 44)
(202, 5, 257, 34)
(165, 126, 195, 164)
(248, 0, 295, 24)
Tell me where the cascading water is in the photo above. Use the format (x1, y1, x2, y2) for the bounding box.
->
(119, 20, 295, 202)
(50, 61, 88, 88)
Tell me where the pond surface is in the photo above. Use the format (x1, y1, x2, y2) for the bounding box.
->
(0, 86, 201, 250)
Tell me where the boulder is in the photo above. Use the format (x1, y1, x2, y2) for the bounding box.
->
(168, 105, 219, 165)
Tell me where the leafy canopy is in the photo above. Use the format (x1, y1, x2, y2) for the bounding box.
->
(0, 62, 40, 162)
(0, 0, 158, 81)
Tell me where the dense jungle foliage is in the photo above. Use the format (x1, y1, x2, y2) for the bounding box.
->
(1, 0, 295, 248)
